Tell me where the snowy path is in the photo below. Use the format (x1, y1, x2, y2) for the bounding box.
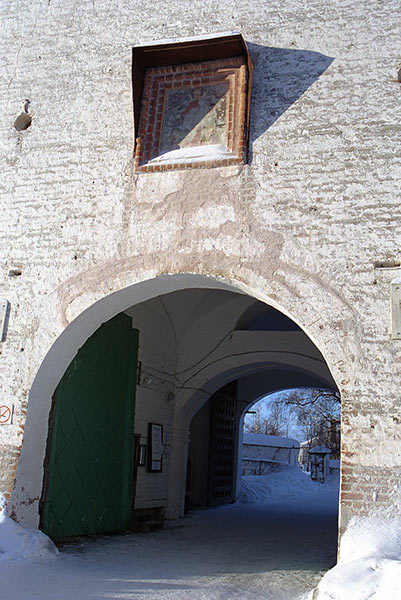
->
(0, 485, 338, 600)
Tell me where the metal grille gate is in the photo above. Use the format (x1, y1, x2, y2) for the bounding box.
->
(208, 381, 237, 506)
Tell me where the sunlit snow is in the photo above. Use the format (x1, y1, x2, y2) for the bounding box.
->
(1, 467, 400, 599)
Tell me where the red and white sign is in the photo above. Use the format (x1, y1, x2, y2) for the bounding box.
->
(0, 405, 13, 425)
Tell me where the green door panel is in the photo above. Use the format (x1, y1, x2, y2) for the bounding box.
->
(41, 313, 139, 540)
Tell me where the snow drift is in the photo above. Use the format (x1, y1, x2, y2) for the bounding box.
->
(0, 495, 58, 561)
(310, 514, 401, 599)
(238, 463, 324, 504)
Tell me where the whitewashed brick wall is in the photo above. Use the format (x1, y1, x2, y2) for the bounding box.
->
(1, 0, 400, 541)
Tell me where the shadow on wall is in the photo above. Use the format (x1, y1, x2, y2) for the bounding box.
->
(247, 43, 335, 158)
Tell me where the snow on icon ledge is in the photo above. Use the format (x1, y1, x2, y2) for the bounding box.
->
(133, 38, 252, 172)
(146, 144, 238, 168)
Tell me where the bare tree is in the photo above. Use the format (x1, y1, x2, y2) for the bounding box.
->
(278, 388, 341, 457)
(244, 403, 287, 437)
(244, 388, 341, 458)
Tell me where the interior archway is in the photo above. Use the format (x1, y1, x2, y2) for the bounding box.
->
(187, 371, 339, 511)
(12, 273, 342, 538)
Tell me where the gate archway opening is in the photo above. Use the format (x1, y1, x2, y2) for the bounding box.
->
(186, 378, 341, 574)
(187, 378, 340, 511)
(240, 386, 341, 473)
(13, 274, 343, 546)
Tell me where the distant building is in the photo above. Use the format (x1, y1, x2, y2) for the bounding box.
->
(242, 433, 300, 475)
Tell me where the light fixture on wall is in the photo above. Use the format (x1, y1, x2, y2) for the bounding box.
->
(165, 391, 175, 402)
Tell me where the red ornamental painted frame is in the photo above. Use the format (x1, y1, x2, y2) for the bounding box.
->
(134, 56, 249, 172)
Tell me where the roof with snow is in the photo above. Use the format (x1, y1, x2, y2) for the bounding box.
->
(243, 433, 300, 449)
(308, 445, 331, 454)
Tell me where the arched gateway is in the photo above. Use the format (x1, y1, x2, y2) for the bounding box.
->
(10, 273, 344, 539)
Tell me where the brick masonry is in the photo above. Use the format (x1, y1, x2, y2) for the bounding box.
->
(0, 0, 400, 545)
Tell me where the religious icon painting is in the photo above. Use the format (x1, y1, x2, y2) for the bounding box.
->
(134, 56, 250, 171)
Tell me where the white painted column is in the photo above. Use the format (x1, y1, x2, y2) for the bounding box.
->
(164, 419, 190, 526)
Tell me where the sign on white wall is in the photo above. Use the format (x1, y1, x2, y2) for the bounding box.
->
(391, 281, 401, 339)
(0, 402, 14, 425)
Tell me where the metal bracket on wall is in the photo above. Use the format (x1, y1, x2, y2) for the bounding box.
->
(391, 282, 401, 339)
(0, 300, 10, 343)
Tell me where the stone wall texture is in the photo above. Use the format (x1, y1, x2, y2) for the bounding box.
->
(1, 0, 400, 541)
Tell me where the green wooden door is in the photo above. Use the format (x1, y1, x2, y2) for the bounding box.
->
(41, 313, 139, 540)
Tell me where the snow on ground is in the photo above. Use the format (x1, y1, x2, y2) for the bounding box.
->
(309, 513, 401, 600)
(0, 467, 339, 600)
(2, 465, 398, 600)
(238, 463, 329, 504)
(0, 495, 58, 561)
